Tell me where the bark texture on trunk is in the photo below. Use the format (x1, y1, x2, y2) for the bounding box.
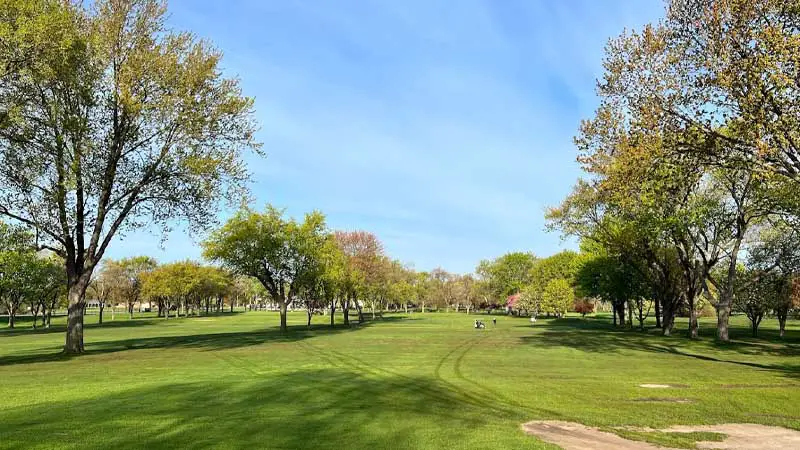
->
(279, 301, 288, 332)
(7, 303, 15, 328)
(654, 297, 662, 328)
(615, 302, 625, 328)
(64, 277, 89, 354)
(715, 301, 731, 341)
(689, 307, 698, 339)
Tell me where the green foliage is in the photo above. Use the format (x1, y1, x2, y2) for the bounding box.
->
(476, 251, 537, 302)
(202, 205, 328, 329)
(574, 254, 647, 305)
(529, 251, 580, 289)
(0, 222, 63, 327)
(540, 278, 574, 317)
(0, 0, 261, 351)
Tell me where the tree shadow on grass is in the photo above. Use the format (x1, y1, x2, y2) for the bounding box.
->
(0, 311, 251, 337)
(518, 317, 800, 380)
(0, 317, 411, 367)
(0, 369, 543, 449)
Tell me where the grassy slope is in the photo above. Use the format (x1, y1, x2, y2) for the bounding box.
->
(0, 311, 797, 449)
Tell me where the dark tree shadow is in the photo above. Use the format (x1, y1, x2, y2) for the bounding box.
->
(0, 369, 541, 449)
(517, 317, 800, 380)
(0, 314, 177, 336)
(0, 316, 413, 367)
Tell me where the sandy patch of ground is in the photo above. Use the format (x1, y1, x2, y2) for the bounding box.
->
(664, 424, 800, 449)
(521, 421, 667, 449)
(522, 421, 800, 450)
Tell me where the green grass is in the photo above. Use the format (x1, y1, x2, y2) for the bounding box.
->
(0, 310, 798, 449)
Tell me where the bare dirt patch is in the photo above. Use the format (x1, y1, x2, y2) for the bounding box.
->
(521, 421, 666, 449)
(664, 424, 800, 449)
(522, 421, 800, 450)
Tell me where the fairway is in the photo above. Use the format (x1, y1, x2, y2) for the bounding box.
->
(0, 312, 798, 449)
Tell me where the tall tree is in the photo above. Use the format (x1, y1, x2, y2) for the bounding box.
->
(88, 263, 115, 324)
(0, 0, 259, 353)
(748, 222, 800, 337)
(334, 230, 384, 324)
(106, 256, 158, 319)
(540, 278, 574, 318)
(203, 206, 328, 332)
(0, 222, 36, 328)
(476, 252, 537, 302)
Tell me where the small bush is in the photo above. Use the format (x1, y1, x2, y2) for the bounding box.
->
(573, 299, 594, 317)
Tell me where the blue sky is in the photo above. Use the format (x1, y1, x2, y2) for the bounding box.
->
(104, 0, 665, 274)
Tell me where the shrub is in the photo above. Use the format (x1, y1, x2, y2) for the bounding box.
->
(573, 299, 594, 317)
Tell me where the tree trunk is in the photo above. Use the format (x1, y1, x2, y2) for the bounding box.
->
(689, 307, 698, 339)
(615, 301, 625, 328)
(98, 303, 105, 325)
(231, 301, 234, 313)
(343, 299, 350, 327)
(627, 300, 633, 328)
(31, 306, 39, 329)
(356, 302, 364, 323)
(716, 233, 744, 341)
(371, 304, 375, 319)
(129, 302, 134, 319)
(307, 309, 312, 328)
(661, 297, 677, 336)
(662, 309, 675, 336)
(64, 276, 90, 354)
(715, 300, 731, 341)
(7, 303, 15, 328)
(279, 301, 288, 332)
(330, 300, 336, 328)
(421, 301, 425, 313)
(654, 297, 662, 328)
(404, 302, 408, 314)
(779, 316, 786, 338)
(612, 303, 617, 326)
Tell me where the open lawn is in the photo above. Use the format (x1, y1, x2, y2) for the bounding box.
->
(0, 312, 798, 449)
